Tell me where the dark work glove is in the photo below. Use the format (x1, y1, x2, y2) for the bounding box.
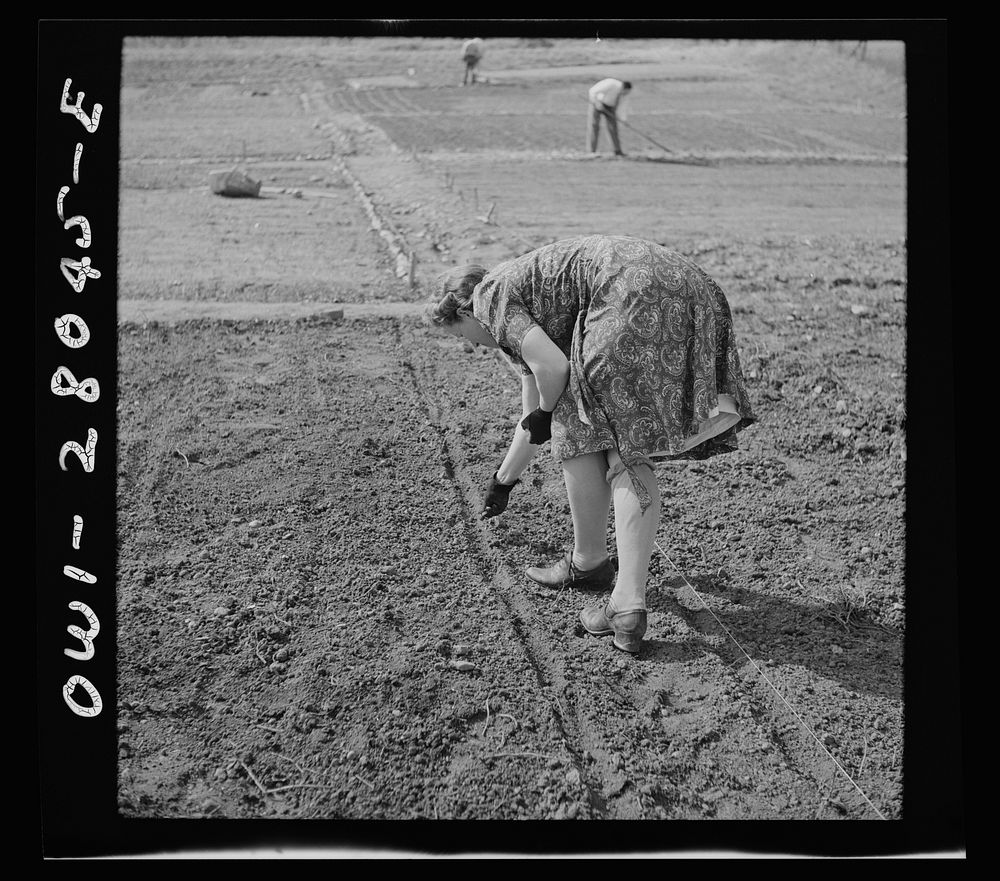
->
(482, 472, 518, 519)
(520, 407, 553, 445)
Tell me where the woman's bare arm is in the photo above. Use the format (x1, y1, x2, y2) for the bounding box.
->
(496, 374, 542, 484)
(495, 328, 569, 483)
(519, 326, 570, 411)
(520, 370, 540, 416)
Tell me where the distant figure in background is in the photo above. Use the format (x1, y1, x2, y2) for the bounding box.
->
(461, 38, 485, 86)
(588, 78, 632, 156)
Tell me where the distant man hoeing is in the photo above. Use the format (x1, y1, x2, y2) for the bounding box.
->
(588, 77, 632, 157)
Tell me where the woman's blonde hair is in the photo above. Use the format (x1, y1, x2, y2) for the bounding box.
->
(424, 264, 488, 326)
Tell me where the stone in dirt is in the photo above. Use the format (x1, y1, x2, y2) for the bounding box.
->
(209, 167, 262, 198)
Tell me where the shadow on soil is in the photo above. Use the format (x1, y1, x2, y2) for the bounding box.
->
(643, 574, 902, 700)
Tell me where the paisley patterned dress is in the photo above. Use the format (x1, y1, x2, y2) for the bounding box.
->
(471, 235, 756, 509)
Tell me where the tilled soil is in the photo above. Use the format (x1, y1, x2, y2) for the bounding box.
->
(114, 36, 908, 830)
(116, 298, 904, 822)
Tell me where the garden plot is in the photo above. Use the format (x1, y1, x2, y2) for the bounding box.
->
(116, 36, 907, 823)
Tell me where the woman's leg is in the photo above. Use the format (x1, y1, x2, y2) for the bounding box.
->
(608, 456, 660, 611)
(562, 451, 612, 569)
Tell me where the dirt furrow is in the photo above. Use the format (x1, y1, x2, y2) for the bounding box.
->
(401, 332, 669, 818)
(302, 81, 538, 278)
(404, 330, 737, 818)
(388, 88, 431, 114)
(400, 316, 904, 820)
(670, 582, 891, 818)
(400, 346, 625, 817)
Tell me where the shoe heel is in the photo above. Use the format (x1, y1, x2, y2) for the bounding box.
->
(611, 610, 647, 654)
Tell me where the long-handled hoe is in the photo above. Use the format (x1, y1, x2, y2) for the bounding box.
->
(618, 119, 716, 167)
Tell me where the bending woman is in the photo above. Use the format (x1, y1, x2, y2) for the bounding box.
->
(426, 235, 756, 654)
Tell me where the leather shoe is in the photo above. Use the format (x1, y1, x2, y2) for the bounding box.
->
(580, 601, 647, 654)
(525, 551, 615, 591)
